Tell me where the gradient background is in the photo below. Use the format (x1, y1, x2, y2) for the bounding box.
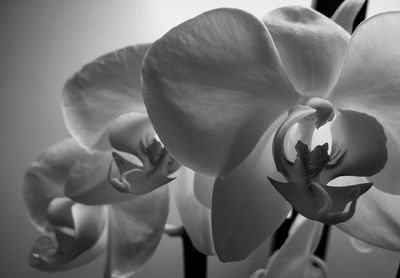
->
(1, 0, 400, 277)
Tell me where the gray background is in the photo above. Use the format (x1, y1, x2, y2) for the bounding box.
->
(1, 0, 399, 277)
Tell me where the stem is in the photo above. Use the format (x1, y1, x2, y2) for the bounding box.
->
(396, 261, 400, 278)
(270, 211, 298, 254)
(165, 224, 207, 278)
(314, 224, 331, 260)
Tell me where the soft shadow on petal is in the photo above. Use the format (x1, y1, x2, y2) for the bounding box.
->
(332, 0, 367, 33)
(143, 8, 298, 176)
(193, 172, 214, 209)
(329, 13, 400, 195)
(320, 109, 387, 183)
(62, 44, 150, 151)
(24, 138, 82, 232)
(212, 114, 290, 262)
(64, 149, 133, 205)
(263, 6, 349, 97)
(106, 186, 169, 278)
(348, 235, 373, 253)
(337, 178, 400, 251)
(171, 168, 215, 255)
(30, 203, 108, 271)
(109, 113, 155, 160)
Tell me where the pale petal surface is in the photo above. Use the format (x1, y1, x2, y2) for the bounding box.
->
(143, 8, 298, 176)
(337, 184, 400, 251)
(171, 168, 215, 255)
(329, 12, 400, 194)
(193, 172, 214, 209)
(62, 44, 150, 151)
(263, 6, 349, 97)
(332, 0, 367, 33)
(24, 138, 82, 232)
(106, 186, 169, 278)
(212, 115, 290, 261)
(64, 149, 133, 205)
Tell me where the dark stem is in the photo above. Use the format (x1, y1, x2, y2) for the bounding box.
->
(314, 224, 331, 260)
(165, 225, 207, 278)
(270, 211, 298, 254)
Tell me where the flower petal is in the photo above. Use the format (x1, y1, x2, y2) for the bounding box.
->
(64, 149, 133, 205)
(329, 12, 400, 194)
(142, 8, 298, 176)
(348, 235, 373, 253)
(105, 186, 169, 278)
(332, 0, 367, 33)
(171, 168, 215, 255)
(29, 202, 108, 271)
(253, 217, 328, 278)
(193, 172, 214, 209)
(212, 115, 290, 262)
(337, 183, 400, 251)
(320, 109, 387, 182)
(263, 6, 349, 97)
(23, 138, 82, 232)
(62, 44, 150, 151)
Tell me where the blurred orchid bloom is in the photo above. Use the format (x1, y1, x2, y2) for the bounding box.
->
(250, 215, 328, 278)
(60, 44, 214, 259)
(141, 1, 400, 262)
(25, 138, 213, 277)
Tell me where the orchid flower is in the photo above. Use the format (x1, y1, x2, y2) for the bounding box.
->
(25, 46, 215, 276)
(141, 2, 400, 262)
(250, 215, 327, 278)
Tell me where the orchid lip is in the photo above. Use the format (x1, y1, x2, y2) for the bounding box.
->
(269, 100, 376, 225)
(108, 137, 180, 195)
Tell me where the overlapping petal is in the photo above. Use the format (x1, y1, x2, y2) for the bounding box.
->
(143, 8, 298, 176)
(263, 6, 349, 97)
(171, 168, 215, 255)
(64, 149, 133, 205)
(62, 44, 150, 151)
(212, 115, 290, 261)
(193, 173, 214, 209)
(332, 0, 367, 33)
(29, 200, 107, 271)
(24, 138, 82, 232)
(337, 183, 400, 251)
(251, 216, 327, 278)
(320, 109, 387, 183)
(329, 12, 400, 194)
(106, 187, 169, 278)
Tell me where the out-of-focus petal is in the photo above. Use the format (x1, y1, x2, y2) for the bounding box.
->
(29, 202, 108, 271)
(263, 6, 349, 98)
(332, 0, 367, 33)
(348, 235, 373, 253)
(252, 217, 327, 278)
(106, 186, 169, 278)
(143, 8, 298, 176)
(193, 173, 214, 209)
(320, 109, 387, 183)
(212, 115, 290, 262)
(62, 44, 150, 151)
(337, 178, 400, 251)
(329, 12, 400, 194)
(109, 113, 155, 160)
(64, 150, 133, 205)
(171, 168, 215, 255)
(24, 138, 82, 232)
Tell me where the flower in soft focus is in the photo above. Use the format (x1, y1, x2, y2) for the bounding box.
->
(250, 216, 327, 278)
(141, 1, 400, 262)
(25, 44, 214, 276)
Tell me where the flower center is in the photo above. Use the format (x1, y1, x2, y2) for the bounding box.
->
(268, 98, 373, 225)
